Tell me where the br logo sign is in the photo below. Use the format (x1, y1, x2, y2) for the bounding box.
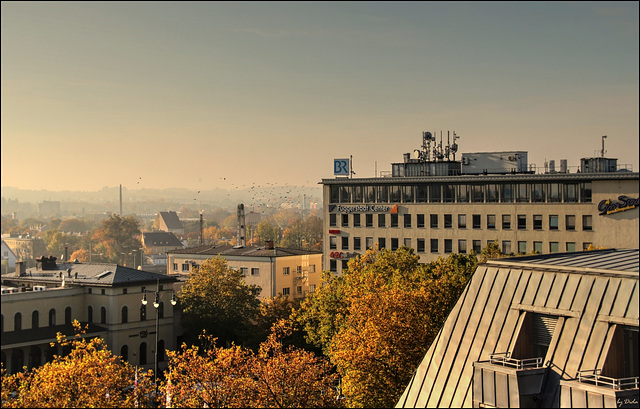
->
(334, 158, 349, 176)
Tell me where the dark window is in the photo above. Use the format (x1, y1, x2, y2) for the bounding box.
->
(377, 185, 389, 203)
(404, 214, 411, 228)
(330, 236, 337, 250)
(14, 313, 21, 331)
(582, 215, 593, 231)
(122, 306, 128, 324)
(329, 213, 337, 227)
(121, 345, 128, 363)
(389, 186, 401, 202)
(417, 239, 425, 253)
(251, 267, 259, 276)
(378, 214, 386, 227)
(365, 186, 375, 202)
(123, 288, 127, 295)
(330, 186, 340, 203)
(532, 184, 545, 202)
(473, 240, 482, 253)
(533, 215, 543, 230)
(390, 214, 398, 228)
(342, 214, 349, 227)
(339, 186, 351, 203)
(458, 240, 467, 254)
(473, 214, 481, 229)
(471, 185, 484, 202)
(366, 214, 373, 227)
(65, 307, 71, 325)
(391, 238, 399, 251)
(378, 238, 386, 249)
(417, 214, 425, 228)
(516, 184, 529, 203)
(429, 185, 442, 203)
(458, 214, 466, 229)
(353, 214, 361, 227)
(49, 309, 56, 326)
(403, 185, 414, 203)
(430, 239, 438, 253)
(88, 306, 93, 323)
(341, 260, 349, 271)
(444, 214, 452, 228)
(101, 289, 105, 295)
(502, 214, 511, 229)
(566, 215, 576, 230)
(341, 236, 349, 250)
(330, 259, 337, 272)
(548, 183, 561, 202)
(140, 342, 147, 365)
(430, 214, 438, 228)
(565, 183, 579, 202)
(580, 182, 592, 203)
(486, 184, 499, 202)
(32, 311, 39, 329)
(517, 215, 527, 230)
(444, 239, 452, 253)
(501, 183, 514, 202)
(416, 185, 428, 203)
(443, 185, 455, 202)
(513, 313, 558, 360)
(101, 307, 107, 324)
(353, 237, 361, 251)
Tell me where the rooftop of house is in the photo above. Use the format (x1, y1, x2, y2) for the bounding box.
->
(168, 243, 322, 258)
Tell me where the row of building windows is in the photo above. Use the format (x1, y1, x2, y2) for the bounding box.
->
(2, 302, 166, 332)
(330, 213, 593, 231)
(329, 182, 593, 204)
(331, 238, 592, 258)
(282, 265, 316, 275)
(1, 339, 168, 375)
(280, 284, 317, 297)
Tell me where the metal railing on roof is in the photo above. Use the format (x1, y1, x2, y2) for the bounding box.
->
(577, 369, 639, 390)
(489, 352, 544, 369)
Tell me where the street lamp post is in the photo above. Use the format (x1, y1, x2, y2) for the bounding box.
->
(141, 278, 177, 404)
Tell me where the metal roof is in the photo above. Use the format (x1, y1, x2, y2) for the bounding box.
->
(168, 244, 321, 258)
(3, 262, 176, 287)
(397, 249, 640, 408)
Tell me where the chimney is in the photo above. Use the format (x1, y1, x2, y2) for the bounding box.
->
(265, 240, 274, 250)
(16, 261, 25, 276)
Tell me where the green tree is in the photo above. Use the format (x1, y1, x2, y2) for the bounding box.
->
(255, 220, 280, 244)
(179, 257, 262, 347)
(91, 214, 141, 263)
(58, 218, 88, 233)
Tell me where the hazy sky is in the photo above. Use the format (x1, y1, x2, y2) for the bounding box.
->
(2, 2, 638, 192)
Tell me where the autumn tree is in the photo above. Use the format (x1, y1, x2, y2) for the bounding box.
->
(255, 220, 280, 244)
(91, 214, 141, 263)
(1, 321, 156, 408)
(179, 257, 262, 347)
(296, 246, 489, 408)
(58, 218, 89, 233)
(163, 320, 342, 408)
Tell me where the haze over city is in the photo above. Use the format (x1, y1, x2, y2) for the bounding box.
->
(2, 1, 638, 194)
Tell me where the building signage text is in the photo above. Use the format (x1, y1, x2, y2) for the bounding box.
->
(598, 196, 639, 216)
(330, 251, 360, 259)
(329, 204, 391, 214)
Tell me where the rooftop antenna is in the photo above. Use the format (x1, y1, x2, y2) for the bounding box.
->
(350, 155, 356, 178)
(601, 135, 607, 158)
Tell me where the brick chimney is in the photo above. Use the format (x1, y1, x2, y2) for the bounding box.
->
(265, 240, 274, 250)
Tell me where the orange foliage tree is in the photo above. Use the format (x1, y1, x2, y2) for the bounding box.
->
(296, 246, 484, 407)
(1, 321, 156, 408)
(162, 320, 342, 408)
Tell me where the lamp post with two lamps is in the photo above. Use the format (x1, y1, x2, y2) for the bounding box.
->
(141, 279, 177, 404)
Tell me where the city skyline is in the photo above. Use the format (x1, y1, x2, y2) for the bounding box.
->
(2, 2, 638, 192)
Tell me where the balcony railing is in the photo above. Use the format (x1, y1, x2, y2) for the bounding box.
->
(489, 352, 544, 370)
(577, 369, 639, 391)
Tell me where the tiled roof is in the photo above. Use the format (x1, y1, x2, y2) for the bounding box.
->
(168, 244, 321, 258)
(3, 262, 176, 287)
(143, 231, 184, 247)
(159, 211, 183, 230)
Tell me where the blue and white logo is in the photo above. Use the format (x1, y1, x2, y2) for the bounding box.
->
(334, 158, 349, 176)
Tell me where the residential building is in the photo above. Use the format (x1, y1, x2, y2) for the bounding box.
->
(1, 240, 17, 274)
(166, 241, 322, 299)
(142, 231, 185, 266)
(321, 132, 639, 273)
(156, 211, 184, 236)
(2, 236, 47, 266)
(397, 249, 639, 408)
(1, 257, 178, 375)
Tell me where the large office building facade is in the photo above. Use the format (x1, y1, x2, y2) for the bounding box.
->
(321, 136, 639, 273)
